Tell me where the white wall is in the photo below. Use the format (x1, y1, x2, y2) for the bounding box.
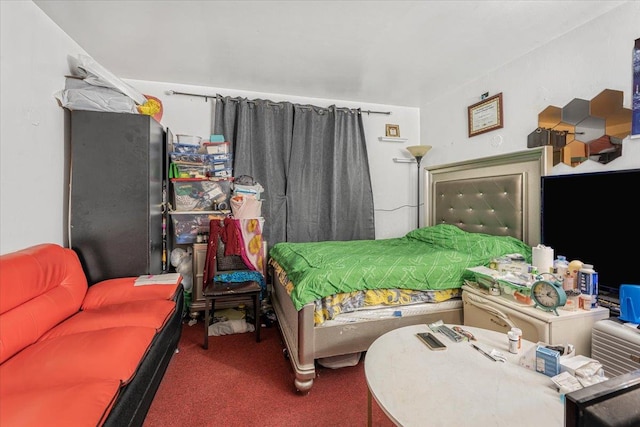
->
(2, 1, 639, 255)
(0, 1, 87, 255)
(420, 1, 640, 174)
(0, 1, 420, 255)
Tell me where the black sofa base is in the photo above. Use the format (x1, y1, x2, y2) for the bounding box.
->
(104, 289, 184, 427)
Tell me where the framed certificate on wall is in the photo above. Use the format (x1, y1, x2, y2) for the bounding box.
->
(468, 93, 504, 137)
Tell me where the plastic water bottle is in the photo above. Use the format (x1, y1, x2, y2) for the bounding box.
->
(554, 255, 568, 276)
(554, 255, 569, 290)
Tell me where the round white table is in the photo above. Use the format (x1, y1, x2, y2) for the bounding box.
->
(365, 324, 564, 426)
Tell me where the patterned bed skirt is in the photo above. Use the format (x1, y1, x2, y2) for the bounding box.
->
(269, 259, 462, 326)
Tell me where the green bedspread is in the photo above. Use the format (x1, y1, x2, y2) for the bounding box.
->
(269, 224, 532, 310)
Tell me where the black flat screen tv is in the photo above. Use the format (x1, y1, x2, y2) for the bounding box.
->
(540, 168, 640, 299)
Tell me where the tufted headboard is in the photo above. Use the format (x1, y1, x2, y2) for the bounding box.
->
(425, 147, 552, 246)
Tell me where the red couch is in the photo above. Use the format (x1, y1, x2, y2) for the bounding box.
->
(0, 244, 183, 426)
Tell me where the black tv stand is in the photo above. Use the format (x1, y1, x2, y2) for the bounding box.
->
(597, 285, 620, 317)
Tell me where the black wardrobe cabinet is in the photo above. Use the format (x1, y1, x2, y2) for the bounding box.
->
(69, 110, 166, 284)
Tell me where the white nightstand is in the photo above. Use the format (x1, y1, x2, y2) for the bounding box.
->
(462, 283, 609, 357)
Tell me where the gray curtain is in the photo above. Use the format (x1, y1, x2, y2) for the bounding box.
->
(214, 96, 375, 246)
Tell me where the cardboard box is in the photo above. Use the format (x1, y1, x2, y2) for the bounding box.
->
(536, 345, 561, 377)
(521, 342, 575, 371)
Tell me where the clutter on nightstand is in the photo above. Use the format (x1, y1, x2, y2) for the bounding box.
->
(519, 342, 575, 372)
(551, 355, 608, 399)
(521, 341, 608, 396)
(551, 372, 583, 396)
(466, 265, 535, 306)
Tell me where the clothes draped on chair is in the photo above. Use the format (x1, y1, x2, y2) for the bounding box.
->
(213, 96, 375, 246)
(202, 218, 266, 299)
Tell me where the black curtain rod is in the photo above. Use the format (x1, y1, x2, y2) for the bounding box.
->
(166, 89, 392, 115)
(167, 90, 216, 101)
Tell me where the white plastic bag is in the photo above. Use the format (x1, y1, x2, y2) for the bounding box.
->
(230, 195, 262, 219)
(55, 85, 137, 114)
(70, 54, 147, 105)
(208, 319, 255, 336)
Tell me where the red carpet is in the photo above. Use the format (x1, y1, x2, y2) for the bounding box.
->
(144, 320, 395, 427)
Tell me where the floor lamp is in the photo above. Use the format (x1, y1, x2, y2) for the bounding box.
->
(406, 145, 432, 228)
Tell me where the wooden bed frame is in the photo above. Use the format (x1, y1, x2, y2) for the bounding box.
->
(270, 147, 553, 392)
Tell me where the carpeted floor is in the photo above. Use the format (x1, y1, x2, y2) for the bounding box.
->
(144, 320, 395, 427)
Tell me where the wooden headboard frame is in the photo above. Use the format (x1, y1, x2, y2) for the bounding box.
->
(425, 147, 553, 246)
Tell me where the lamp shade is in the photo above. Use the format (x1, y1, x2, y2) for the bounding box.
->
(406, 145, 432, 159)
(405, 145, 432, 229)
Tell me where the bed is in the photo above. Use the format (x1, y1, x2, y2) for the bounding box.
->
(269, 147, 552, 392)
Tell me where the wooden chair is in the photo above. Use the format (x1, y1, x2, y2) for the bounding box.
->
(202, 219, 262, 350)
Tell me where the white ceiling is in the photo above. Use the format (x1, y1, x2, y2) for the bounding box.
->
(34, 0, 625, 107)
